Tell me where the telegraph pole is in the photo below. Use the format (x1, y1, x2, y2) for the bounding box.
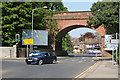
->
(116, 33, 118, 62)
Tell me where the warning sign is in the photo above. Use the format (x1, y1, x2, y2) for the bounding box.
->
(24, 39, 33, 45)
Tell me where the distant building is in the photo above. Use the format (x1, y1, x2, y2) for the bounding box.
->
(71, 32, 101, 53)
(83, 32, 101, 50)
(72, 38, 80, 53)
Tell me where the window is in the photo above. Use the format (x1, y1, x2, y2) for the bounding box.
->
(45, 53, 50, 56)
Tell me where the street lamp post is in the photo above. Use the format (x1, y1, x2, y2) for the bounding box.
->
(31, 6, 47, 51)
(80, 34, 84, 54)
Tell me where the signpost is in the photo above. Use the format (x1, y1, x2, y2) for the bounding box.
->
(112, 50, 115, 65)
(104, 34, 119, 65)
(111, 33, 119, 64)
(24, 39, 34, 57)
(115, 33, 118, 63)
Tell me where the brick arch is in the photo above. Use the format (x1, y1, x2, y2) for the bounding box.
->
(58, 20, 88, 32)
(55, 25, 106, 56)
(53, 11, 106, 55)
(57, 25, 89, 38)
(57, 25, 106, 38)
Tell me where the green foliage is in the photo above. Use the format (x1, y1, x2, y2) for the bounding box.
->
(102, 0, 119, 2)
(114, 52, 119, 64)
(62, 33, 73, 54)
(87, 2, 119, 34)
(94, 32, 101, 41)
(0, 2, 2, 46)
(94, 32, 101, 37)
(117, 56, 119, 64)
(114, 47, 119, 64)
(45, 11, 60, 51)
(61, 50, 68, 56)
(2, 2, 68, 46)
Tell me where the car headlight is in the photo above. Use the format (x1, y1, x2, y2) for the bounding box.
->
(34, 58, 38, 60)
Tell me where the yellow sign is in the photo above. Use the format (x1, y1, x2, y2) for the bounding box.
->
(24, 39, 34, 45)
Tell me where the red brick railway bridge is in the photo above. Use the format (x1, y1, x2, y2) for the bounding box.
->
(52, 11, 106, 56)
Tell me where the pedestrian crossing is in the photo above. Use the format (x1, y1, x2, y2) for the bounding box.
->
(57, 57, 95, 63)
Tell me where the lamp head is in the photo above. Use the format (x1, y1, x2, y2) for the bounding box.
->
(43, 6, 47, 9)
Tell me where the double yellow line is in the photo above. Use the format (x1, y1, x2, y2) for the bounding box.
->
(72, 61, 101, 80)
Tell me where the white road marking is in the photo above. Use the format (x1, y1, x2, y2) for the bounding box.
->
(78, 61, 82, 63)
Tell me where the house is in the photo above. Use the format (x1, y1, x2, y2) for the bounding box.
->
(71, 32, 101, 53)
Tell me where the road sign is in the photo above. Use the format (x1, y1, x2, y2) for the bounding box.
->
(104, 35, 118, 51)
(104, 35, 112, 50)
(110, 44, 118, 50)
(22, 30, 48, 45)
(111, 39, 119, 43)
(24, 39, 33, 45)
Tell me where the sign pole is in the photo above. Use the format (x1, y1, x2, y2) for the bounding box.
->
(112, 50, 114, 65)
(27, 45, 28, 57)
(96, 53, 98, 59)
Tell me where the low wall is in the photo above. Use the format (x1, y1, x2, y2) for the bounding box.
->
(0, 45, 16, 58)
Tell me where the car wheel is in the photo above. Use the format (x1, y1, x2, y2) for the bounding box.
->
(52, 59, 57, 64)
(39, 59, 43, 65)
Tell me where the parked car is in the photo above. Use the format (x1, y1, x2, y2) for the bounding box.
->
(92, 46, 101, 54)
(26, 51, 57, 65)
(86, 48, 93, 54)
(86, 46, 101, 54)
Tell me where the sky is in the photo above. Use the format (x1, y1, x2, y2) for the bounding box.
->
(68, 28, 96, 38)
(62, 2, 94, 11)
(62, 1, 97, 38)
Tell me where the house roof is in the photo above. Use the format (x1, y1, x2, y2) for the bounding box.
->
(85, 39, 101, 44)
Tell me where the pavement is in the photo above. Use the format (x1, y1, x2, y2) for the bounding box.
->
(119, 65, 120, 80)
(83, 57, 118, 79)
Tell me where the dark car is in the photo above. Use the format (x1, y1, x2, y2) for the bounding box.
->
(93, 46, 101, 54)
(26, 51, 57, 65)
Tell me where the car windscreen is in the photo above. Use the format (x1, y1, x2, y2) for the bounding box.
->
(29, 52, 41, 57)
(94, 47, 101, 50)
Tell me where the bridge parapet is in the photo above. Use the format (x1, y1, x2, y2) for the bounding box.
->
(54, 11, 93, 20)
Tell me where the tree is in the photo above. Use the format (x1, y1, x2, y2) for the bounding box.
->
(2, 2, 68, 46)
(62, 33, 73, 54)
(94, 32, 101, 45)
(94, 32, 101, 38)
(44, 10, 59, 51)
(87, 2, 119, 34)
(0, 2, 2, 46)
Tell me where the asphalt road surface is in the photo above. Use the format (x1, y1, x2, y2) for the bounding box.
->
(2, 54, 97, 78)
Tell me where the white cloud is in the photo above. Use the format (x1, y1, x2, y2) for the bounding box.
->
(68, 28, 96, 38)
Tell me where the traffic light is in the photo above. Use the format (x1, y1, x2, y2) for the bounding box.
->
(15, 34, 20, 42)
